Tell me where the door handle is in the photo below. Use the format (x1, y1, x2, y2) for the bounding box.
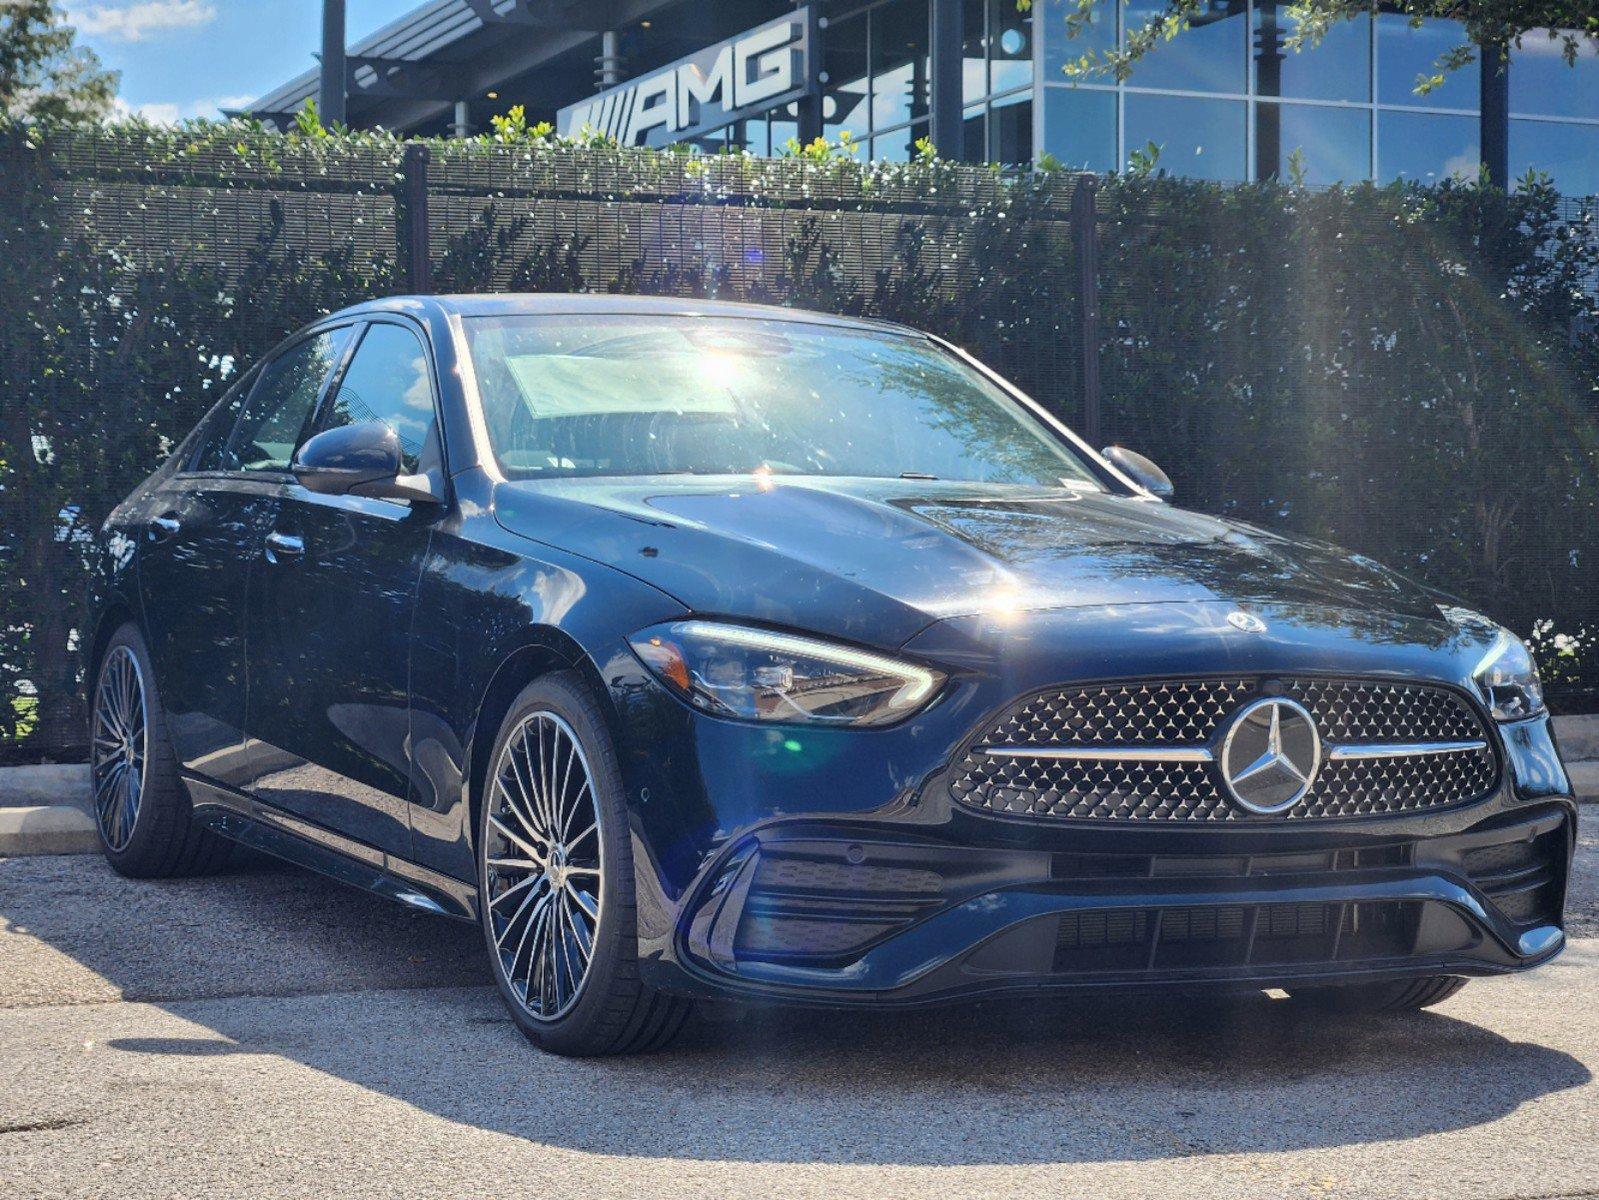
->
(263, 530, 305, 563)
(148, 514, 181, 542)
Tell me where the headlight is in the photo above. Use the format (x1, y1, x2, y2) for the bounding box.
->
(1473, 628, 1546, 722)
(628, 621, 946, 727)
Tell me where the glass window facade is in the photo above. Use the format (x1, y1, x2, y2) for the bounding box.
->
(599, 2, 1598, 194)
(1379, 110, 1478, 182)
(962, 0, 1036, 162)
(818, 0, 932, 155)
(1036, 2, 1597, 191)
(1376, 14, 1478, 109)
(1125, 92, 1247, 181)
(1509, 29, 1599, 194)
(1121, 0, 1247, 94)
(1511, 118, 1599, 196)
(987, 0, 1033, 94)
(824, 13, 872, 141)
(1041, 85, 1116, 170)
(989, 89, 1032, 165)
(870, 0, 931, 130)
(1512, 29, 1599, 120)
(1254, 6, 1370, 103)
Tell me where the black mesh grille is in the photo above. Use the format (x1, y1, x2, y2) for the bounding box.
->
(949, 677, 1498, 822)
(1462, 827, 1565, 927)
(1286, 679, 1485, 743)
(982, 679, 1256, 747)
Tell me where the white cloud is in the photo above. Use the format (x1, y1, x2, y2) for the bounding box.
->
(114, 94, 254, 123)
(1442, 149, 1482, 181)
(69, 1, 217, 42)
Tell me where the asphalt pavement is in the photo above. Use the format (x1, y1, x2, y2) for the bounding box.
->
(1, 828, 1596, 1200)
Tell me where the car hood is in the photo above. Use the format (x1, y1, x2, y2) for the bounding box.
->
(492, 475, 1447, 649)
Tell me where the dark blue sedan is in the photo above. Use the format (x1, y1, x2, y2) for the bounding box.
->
(85, 295, 1576, 1055)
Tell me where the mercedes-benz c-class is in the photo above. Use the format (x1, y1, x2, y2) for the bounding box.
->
(86, 295, 1576, 1055)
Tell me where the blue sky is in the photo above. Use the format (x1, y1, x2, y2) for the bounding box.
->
(67, 1, 415, 120)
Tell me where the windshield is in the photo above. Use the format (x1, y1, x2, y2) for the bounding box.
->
(463, 314, 1105, 489)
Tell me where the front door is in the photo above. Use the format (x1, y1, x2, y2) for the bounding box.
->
(139, 328, 352, 790)
(243, 318, 446, 859)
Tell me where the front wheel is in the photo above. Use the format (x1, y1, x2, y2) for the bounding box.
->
(89, 624, 232, 877)
(476, 671, 692, 1056)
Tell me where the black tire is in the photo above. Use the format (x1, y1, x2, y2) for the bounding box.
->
(1287, 975, 1468, 1013)
(89, 624, 233, 878)
(476, 670, 693, 1056)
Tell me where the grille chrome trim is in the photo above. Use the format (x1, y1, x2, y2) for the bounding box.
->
(978, 737, 1490, 765)
(978, 744, 1215, 762)
(1326, 740, 1489, 761)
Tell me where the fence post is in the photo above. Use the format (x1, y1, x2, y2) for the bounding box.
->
(398, 143, 432, 293)
(1070, 174, 1102, 447)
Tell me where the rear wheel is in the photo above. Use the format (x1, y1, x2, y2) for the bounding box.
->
(1287, 975, 1468, 1013)
(476, 671, 692, 1056)
(90, 625, 232, 878)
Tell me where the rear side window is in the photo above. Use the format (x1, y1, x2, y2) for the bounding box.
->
(224, 328, 351, 473)
(312, 322, 439, 475)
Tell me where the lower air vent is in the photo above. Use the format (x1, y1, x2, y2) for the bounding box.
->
(1051, 900, 1432, 974)
(732, 848, 945, 964)
(1463, 829, 1565, 927)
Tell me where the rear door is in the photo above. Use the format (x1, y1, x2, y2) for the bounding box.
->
(138, 328, 352, 790)
(242, 317, 446, 858)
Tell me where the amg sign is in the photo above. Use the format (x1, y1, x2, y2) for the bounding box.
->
(557, 12, 811, 148)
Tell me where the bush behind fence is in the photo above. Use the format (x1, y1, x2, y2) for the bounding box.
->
(1, 124, 1596, 760)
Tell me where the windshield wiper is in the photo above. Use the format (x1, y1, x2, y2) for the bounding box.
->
(899, 471, 939, 481)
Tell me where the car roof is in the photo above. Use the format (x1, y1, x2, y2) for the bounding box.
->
(324, 293, 926, 338)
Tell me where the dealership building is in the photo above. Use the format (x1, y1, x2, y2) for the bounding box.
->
(245, 1, 1599, 195)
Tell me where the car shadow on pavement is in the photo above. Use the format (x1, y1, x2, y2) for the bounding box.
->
(3, 852, 1591, 1167)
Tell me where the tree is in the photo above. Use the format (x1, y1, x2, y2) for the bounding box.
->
(1036, 0, 1598, 95)
(0, 0, 118, 122)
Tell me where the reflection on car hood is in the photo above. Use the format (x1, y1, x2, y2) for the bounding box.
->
(493, 475, 1445, 648)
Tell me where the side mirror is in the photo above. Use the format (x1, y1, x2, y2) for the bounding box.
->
(1101, 445, 1175, 500)
(293, 422, 442, 505)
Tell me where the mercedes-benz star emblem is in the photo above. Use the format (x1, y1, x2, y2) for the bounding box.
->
(1226, 610, 1267, 633)
(1219, 698, 1322, 814)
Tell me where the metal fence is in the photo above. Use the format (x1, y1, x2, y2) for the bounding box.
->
(1, 126, 1595, 761)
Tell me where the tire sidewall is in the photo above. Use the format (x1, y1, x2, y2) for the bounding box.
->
(476, 671, 635, 1052)
(91, 625, 170, 865)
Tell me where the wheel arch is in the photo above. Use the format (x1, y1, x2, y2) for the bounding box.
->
(464, 628, 616, 860)
(81, 595, 142, 721)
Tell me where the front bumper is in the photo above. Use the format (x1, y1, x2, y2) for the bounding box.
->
(661, 802, 1572, 1005)
(600, 610, 1577, 1007)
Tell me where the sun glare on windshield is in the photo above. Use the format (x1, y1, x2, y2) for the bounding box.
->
(463, 314, 1106, 489)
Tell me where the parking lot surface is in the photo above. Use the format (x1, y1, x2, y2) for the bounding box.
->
(1, 826, 1595, 1200)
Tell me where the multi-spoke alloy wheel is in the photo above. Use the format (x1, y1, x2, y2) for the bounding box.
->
(478, 673, 692, 1055)
(485, 710, 604, 1022)
(88, 626, 231, 878)
(92, 645, 148, 852)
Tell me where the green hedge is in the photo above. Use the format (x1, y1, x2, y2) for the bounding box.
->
(1094, 176, 1599, 702)
(1, 121, 1596, 758)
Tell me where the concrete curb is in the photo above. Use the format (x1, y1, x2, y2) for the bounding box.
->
(0, 764, 91, 811)
(0, 804, 99, 856)
(1571, 761, 1599, 806)
(1554, 714, 1599, 763)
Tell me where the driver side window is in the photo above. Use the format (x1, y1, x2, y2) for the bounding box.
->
(222, 328, 351, 473)
(309, 321, 439, 476)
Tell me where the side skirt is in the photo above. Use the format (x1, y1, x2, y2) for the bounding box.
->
(183, 773, 478, 921)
